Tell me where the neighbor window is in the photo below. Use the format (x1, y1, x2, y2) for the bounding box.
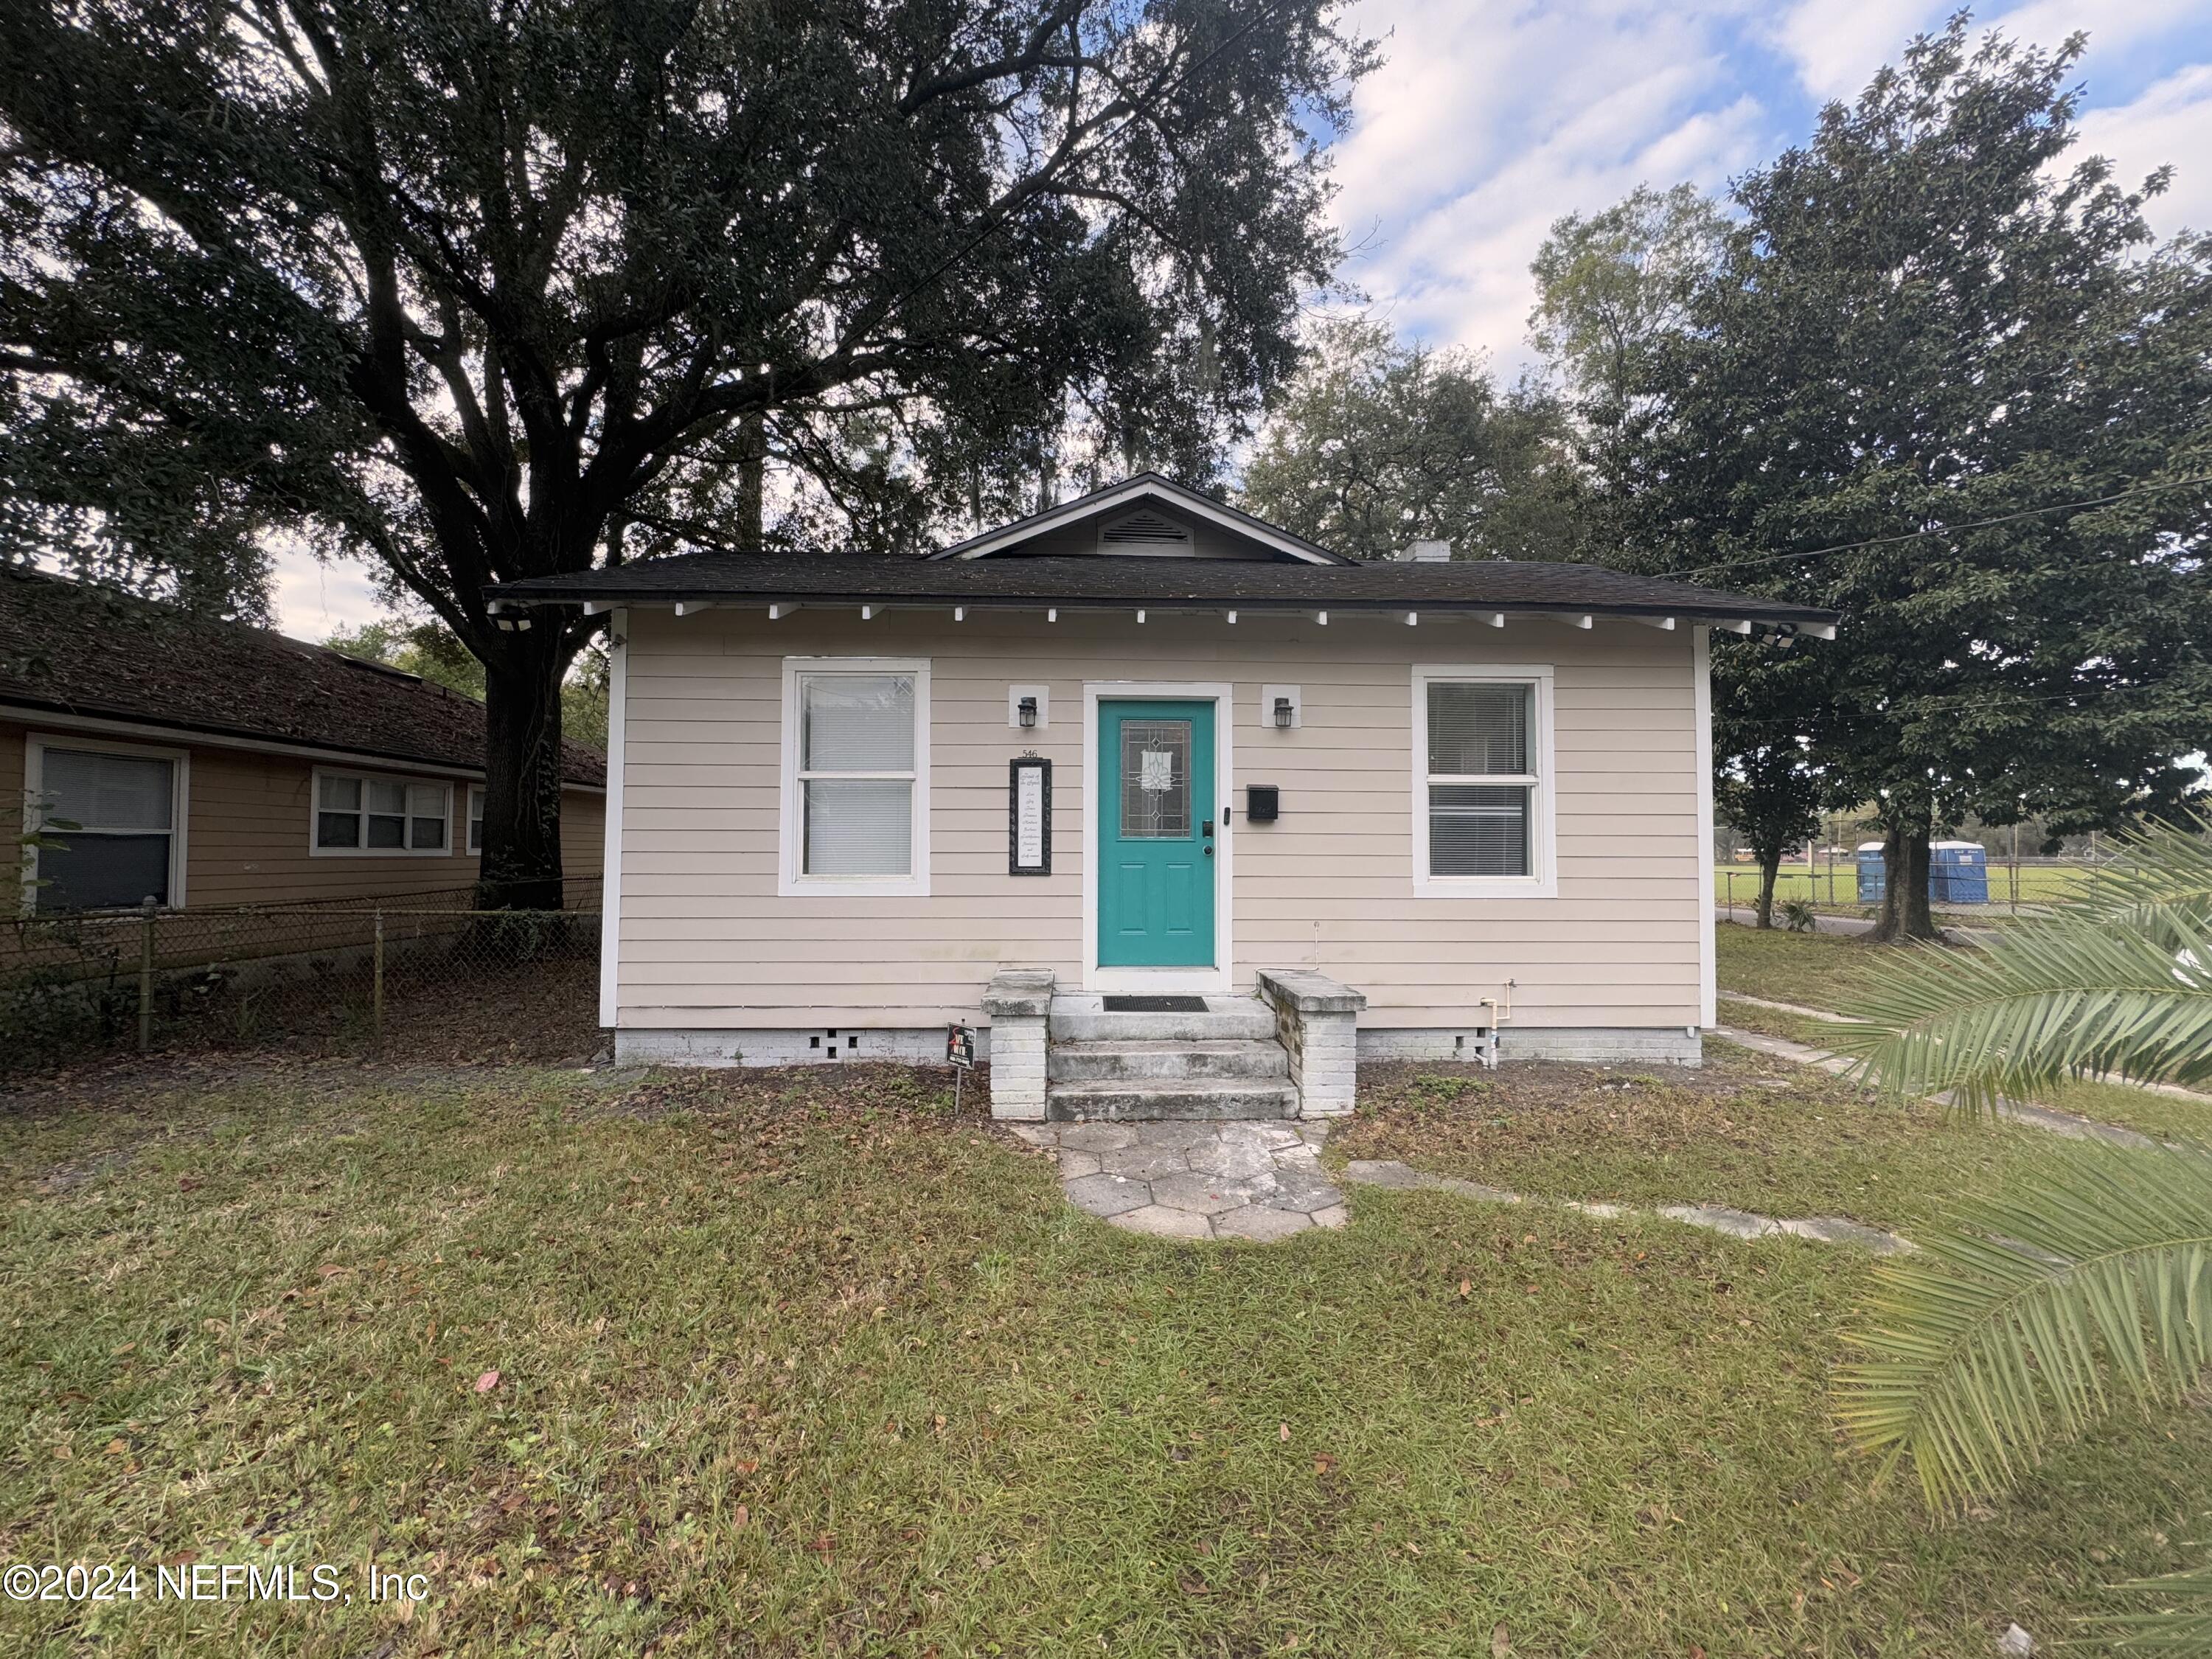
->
(467, 787, 485, 853)
(1412, 668, 1554, 896)
(779, 659, 930, 896)
(313, 771, 451, 854)
(29, 742, 184, 911)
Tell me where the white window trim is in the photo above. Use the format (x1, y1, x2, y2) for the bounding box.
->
(22, 733, 191, 912)
(777, 656, 931, 899)
(1080, 681, 1234, 996)
(1410, 664, 1557, 900)
(307, 766, 456, 858)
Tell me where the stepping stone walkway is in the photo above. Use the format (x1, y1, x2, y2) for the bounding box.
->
(1713, 1025, 2158, 1149)
(1010, 1119, 1348, 1241)
(1339, 1158, 1914, 1254)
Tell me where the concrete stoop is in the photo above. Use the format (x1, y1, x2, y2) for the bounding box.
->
(1045, 995, 1296, 1121)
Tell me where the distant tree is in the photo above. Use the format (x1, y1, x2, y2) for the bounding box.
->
(1623, 20, 2212, 940)
(0, 0, 1369, 905)
(1239, 318, 1580, 561)
(1710, 619, 1846, 928)
(1528, 183, 1723, 422)
(328, 617, 608, 753)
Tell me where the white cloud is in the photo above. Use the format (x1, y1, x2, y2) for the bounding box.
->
(1324, 0, 2211, 376)
(1771, 0, 2203, 107)
(269, 546, 389, 643)
(1330, 0, 1774, 372)
(1771, 0, 1943, 103)
(2073, 63, 2212, 237)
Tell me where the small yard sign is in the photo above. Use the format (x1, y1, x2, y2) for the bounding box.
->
(946, 1023, 975, 1069)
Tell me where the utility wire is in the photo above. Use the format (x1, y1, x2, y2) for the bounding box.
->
(1661, 472, 2212, 582)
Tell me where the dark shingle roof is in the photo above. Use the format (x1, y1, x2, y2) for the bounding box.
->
(488, 548, 1835, 627)
(0, 566, 605, 785)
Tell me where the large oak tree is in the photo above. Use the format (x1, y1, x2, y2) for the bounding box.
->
(0, 0, 1367, 904)
(1616, 21, 2212, 939)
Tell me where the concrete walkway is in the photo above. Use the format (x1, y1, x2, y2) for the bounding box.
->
(1338, 1157, 1913, 1254)
(1712, 1025, 2157, 1149)
(1010, 1119, 1348, 1241)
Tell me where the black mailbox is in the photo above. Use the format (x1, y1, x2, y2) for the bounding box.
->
(1245, 785, 1279, 823)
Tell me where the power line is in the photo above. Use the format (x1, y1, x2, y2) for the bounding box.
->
(1661, 473, 2212, 582)
(1708, 668, 2212, 732)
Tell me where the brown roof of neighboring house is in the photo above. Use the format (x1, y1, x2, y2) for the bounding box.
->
(0, 566, 605, 786)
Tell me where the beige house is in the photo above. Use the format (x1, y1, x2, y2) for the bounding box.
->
(492, 476, 1834, 1120)
(4, 567, 604, 913)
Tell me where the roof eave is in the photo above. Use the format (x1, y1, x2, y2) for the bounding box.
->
(487, 588, 1837, 630)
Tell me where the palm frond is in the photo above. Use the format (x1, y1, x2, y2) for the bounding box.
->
(2052, 814, 2212, 941)
(2083, 1561, 2212, 1652)
(1835, 826, 2212, 1114)
(1834, 1146, 2212, 1509)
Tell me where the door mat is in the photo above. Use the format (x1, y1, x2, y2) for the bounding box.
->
(1102, 995, 1210, 1013)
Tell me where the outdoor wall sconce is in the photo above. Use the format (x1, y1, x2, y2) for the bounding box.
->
(1273, 696, 1294, 728)
(1017, 695, 1039, 729)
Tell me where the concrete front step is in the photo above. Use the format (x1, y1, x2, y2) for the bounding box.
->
(1049, 1039, 1291, 1084)
(1047, 994, 1277, 1043)
(1046, 1078, 1299, 1121)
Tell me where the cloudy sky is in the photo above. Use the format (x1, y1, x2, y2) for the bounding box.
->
(267, 0, 2212, 641)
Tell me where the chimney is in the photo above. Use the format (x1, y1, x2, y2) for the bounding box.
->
(1399, 539, 1452, 563)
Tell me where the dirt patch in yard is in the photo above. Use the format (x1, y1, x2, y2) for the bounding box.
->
(1340, 1054, 1801, 1169)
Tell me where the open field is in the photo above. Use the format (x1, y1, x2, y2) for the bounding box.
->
(4, 1052, 2207, 1655)
(1713, 861, 2100, 912)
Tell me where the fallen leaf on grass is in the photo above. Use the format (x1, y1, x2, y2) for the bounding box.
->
(733, 1505, 749, 1530)
(1278, 1422, 1290, 1441)
(1491, 1622, 1511, 1657)
(1458, 1279, 1472, 1299)
(475, 1370, 501, 1394)
(1312, 1454, 1338, 1475)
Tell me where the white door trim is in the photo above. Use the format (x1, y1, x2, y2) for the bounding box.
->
(1082, 681, 1234, 996)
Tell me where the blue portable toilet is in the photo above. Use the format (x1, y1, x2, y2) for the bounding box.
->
(1930, 840, 1989, 904)
(1855, 841, 1888, 903)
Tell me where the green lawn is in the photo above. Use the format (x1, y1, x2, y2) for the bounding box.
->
(4, 1056, 2207, 1655)
(1338, 1047, 2119, 1237)
(1714, 924, 2212, 1143)
(1715, 920, 1889, 1012)
(1713, 863, 2093, 911)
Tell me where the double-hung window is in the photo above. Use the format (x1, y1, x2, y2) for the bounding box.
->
(779, 659, 930, 897)
(313, 770, 451, 855)
(467, 787, 486, 853)
(1412, 667, 1555, 897)
(28, 740, 187, 911)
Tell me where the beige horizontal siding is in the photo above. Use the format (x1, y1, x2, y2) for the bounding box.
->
(7, 717, 603, 910)
(612, 605, 1705, 1031)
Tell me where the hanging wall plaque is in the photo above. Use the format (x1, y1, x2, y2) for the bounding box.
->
(1009, 757, 1051, 874)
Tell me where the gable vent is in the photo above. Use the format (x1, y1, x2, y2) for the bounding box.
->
(1099, 508, 1194, 550)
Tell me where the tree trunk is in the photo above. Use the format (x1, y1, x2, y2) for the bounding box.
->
(735, 410, 765, 553)
(1868, 822, 1939, 942)
(1754, 845, 1784, 929)
(477, 628, 569, 911)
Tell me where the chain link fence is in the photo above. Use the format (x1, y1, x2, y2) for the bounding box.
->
(1715, 858, 2109, 916)
(2, 882, 603, 1076)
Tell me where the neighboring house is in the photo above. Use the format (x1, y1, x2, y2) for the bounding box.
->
(3, 566, 605, 913)
(490, 474, 1834, 1119)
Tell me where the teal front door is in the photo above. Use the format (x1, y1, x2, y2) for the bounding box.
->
(1098, 700, 1217, 967)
